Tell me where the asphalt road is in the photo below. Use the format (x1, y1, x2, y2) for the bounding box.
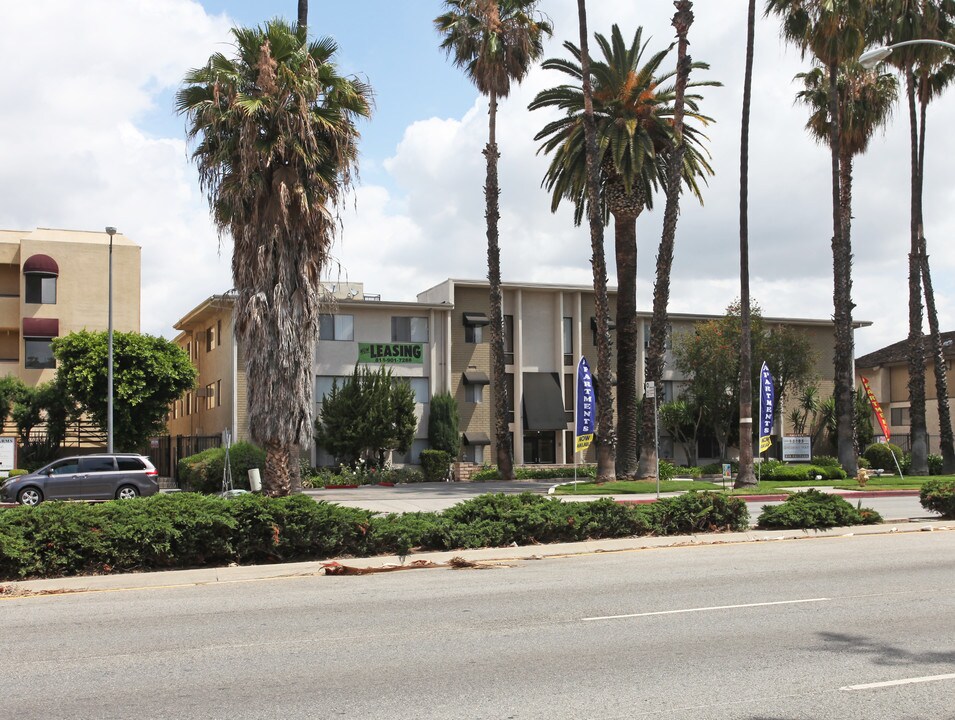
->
(4, 529, 954, 719)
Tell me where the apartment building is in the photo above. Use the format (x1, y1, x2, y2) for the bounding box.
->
(167, 277, 854, 469)
(0, 227, 140, 384)
(855, 332, 955, 452)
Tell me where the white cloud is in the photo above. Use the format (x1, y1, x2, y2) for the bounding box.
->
(2, 0, 953, 360)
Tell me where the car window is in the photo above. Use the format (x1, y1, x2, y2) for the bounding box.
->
(116, 457, 145, 471)
(79, 457, 117, 473)
(49, 460, 80, 475)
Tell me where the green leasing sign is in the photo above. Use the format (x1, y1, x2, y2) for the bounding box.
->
(358, 342, 424, 364)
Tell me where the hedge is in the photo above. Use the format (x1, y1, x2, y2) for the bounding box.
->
(920, 479, 955, 518)
(0, 491, 750, 581)
(757, 464, 847, 481)
(757, 490, 882, 529)
(178, 442, 267, 493)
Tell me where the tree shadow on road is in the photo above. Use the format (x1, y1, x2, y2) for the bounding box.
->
(816, 630, 955, 667)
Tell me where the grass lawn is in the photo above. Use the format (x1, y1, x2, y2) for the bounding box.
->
(553, 475, 946, 496)
(554, 480, 722, 494)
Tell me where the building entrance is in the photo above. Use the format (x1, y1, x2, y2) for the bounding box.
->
(523, 432, 556, 464)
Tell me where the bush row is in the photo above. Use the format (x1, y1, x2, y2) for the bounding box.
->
(0, 491, 749, 581)
(757, 490, 883, 529)
(920, 479, 955, 518)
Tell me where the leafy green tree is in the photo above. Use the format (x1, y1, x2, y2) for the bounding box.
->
(11, 377, 77, 465)
(530, 22, 715, 477)
(659, 398, 702, 467)
(428, 392, 461, 457)
(315, 365, 417, 469)
(673, 303, 818, 462)
(435, 0, 551, 481)
(52, 331, 197, 452)
(0, 375, 28, 427)
(177, 20, 371, 495)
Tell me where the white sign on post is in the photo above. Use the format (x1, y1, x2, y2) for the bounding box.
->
(645, 381, 655, 399)
(782, 435, 812, 462)
(0, 437, 16, 476)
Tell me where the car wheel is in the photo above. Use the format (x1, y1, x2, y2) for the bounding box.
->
(17, 487, 43, 506)
(116, 485, 139, 500)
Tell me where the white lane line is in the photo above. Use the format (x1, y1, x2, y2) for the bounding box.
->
(582, 597, 830, 621)
(841, 673, 955, 691)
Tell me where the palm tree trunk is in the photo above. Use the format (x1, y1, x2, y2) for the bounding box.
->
(297, 0, 308, 33)
(917, 92, 955, 472)
(576, 0, 615, 480)
(905, 69, 928, 475)
(828, 58, 855, 474)
(614, 212, 639, 478)
(735, 0, 757, 488)
(637, 0, 694, 481)
(485, 89, 514, 481)
(263, 439, 292, 496)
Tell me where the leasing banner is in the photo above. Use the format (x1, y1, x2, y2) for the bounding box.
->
(358, 343, 424, 364)
(860, 376, 890, 440)
(575, 356, 595, 452)
(758, 362, 775, 453)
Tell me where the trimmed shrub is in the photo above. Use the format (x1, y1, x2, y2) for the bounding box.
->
(862, 442, 902, 471)
(658, 460, 676, 483)
(178, 442, 267, 494)
(428, 392, 460, 457)
(758, 464, 847, 481)
(673, 465, 703, 478)
(641, 491, 749, 534)
(812, 455, 841, 468)
(757, 490, 883, 529)
(856, 456, 871, 469)
(419, 450, 452, 482)
(7, 469, 28, 478)
(920, 479, 955, 518)
(927, 454, 943, 476)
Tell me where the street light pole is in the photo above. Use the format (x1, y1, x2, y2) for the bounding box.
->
(105, 226, 116, 453)
(859, 39, 955, 69)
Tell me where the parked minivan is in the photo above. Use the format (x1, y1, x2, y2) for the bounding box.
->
(0, 454, 160, 506)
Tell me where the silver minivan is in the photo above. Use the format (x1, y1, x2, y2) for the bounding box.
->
(0, 454, 160, 506)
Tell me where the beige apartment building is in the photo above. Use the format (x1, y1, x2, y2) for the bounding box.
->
(167, 277, 854, 471)
(855, 332, 955, 452)
(0, 227, 140, 384)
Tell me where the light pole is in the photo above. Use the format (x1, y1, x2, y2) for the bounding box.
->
(105, 226, 116, 453)
(859, 39, 955, 69)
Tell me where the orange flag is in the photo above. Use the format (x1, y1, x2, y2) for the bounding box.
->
(860, 376, 890, 440)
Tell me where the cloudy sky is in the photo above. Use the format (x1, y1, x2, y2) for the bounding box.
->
(2, 1, 953, 356)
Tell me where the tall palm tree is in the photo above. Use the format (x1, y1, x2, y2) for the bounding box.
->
(875, 0, 954, 474)
(574, 0, 616, 481)
(529, 25, 715, 478)
(177, 20, 371, 495)
(638, 1, 709, 480)
(298, 0, 308, 33)
(766, 0, 869, 475)
(435, 0, 551, 482)
(736, 0, 759, 488)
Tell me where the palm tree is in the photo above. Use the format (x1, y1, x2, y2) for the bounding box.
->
(177, 20, 371, 495)
(736, 0, 759, 488)
(766, 0, 869, 475)
(298, 0, 308, 33)
(876, 1, 954, 474)
(638, 1, 707, 481)
(529, 25, 714, 478)
(435, 0, 551, 482)
(573, 0, 616, 481)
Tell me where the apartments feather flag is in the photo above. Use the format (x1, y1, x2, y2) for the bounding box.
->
(575, 356, 595, 452)
(758, 362, 775, 453)
(860, 376, 890, 440)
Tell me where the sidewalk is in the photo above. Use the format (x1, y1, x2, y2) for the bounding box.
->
(3, 519, 951, 596)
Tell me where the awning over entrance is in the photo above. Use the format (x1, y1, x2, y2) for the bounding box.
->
(22, 317, 59, 338)
(463, 431, 491, 445)
(522, 372, 567, 431)
(463, 370, 490, 385)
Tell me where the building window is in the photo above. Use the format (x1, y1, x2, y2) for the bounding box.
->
(465, 324, 483, 343)
(205, 382, 216, 410)
(206, 326, 215, 352)
(403, 377, 430, 404)
(24, 338, 55, 369)
(506, 373, 515, 422)
(186, 392, 192, 416)
(319, 314, 354, 341)
(466, 384, 483, 403)
(890, 407, 911, 426)
(564, 372, 574, 422)
(25, 275, 56, 304)
(216, 379, 222, 408)
(186, 341, 192, 359)
(316, 375, 349, 404)
(563, 317, 573, 366)
(504, 315, 514, 364)
(392, 316, 428, 343)
(397, 439, 429, 465)
(466, 444, 484, 464)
